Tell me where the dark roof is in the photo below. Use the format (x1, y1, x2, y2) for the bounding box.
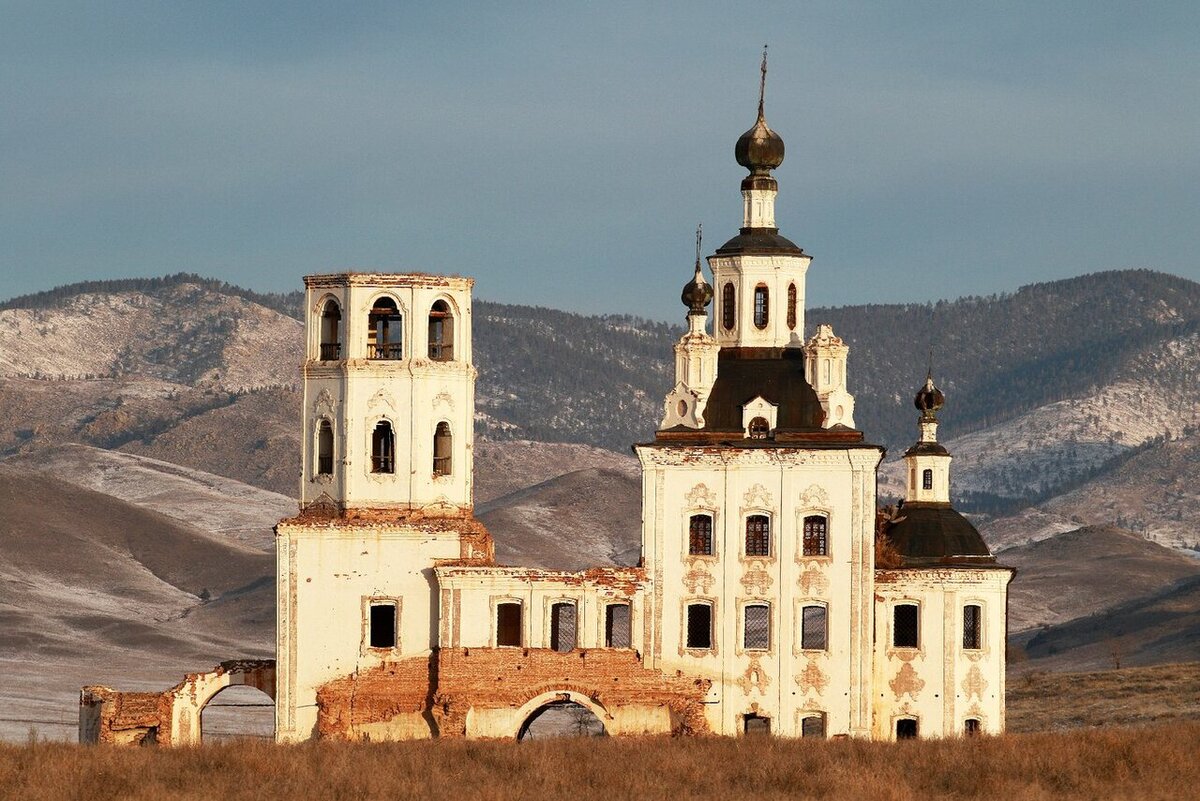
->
(903, 441, 949, 457)
(883, 503, 997, 567)
(715, 227, 806, 257)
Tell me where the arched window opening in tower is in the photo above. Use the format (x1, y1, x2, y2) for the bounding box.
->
(786, 283, 797, 331)
(689, 514, 713, 556)
(922, 468, 933, 490)
(428, 300, 454, 361)
(748, 416, 771, 439)
(893, 603, 919, 648)
(801, 605, 827, 650)
(745, 515, 770, 557)
(433, 422, 452, 477)
(753, 284, 769, 329)
(685, 602, 713, 650)
(371, 421, 395, 474)
(802, 515, 828, 556)
(605, 603, 631, 648)
(316, 420, 334, 475)
(367, 297, 403, 359)
(319, 299, 341, 360)
(550, 602, 577, 652)
(963, 604, 982, 650)
(743, 603, 770, 650)
(722, 283, 735, 331)
(496, 602, 522, 647)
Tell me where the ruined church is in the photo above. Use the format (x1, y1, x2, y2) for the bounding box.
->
(81, 70, 1013, 744)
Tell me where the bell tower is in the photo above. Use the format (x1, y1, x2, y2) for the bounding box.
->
(300, 272, 476, 513)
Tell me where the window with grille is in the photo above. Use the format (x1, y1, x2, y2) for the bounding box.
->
(896, 718, 918, 740)
(748, 416, 770, 439)
(689, 514, 713, 556)
(801, 605, 828, 650)
(496, 602, 522, 647)
(428, 300, 454, 361)
(317, 419, 334, 475)
(368, 602, 396, 649)
(605, 604, 631, 648)
(801, 713, 826, 738)
(371, 421, 395, 474)
(745, 515, 770, 557)
(922, 469, 933, 490)
(964, 718, 981, 737)
(893, 604, 919, 648)
(963, 604, 982, 650)
(550, 602, 576, 652)
(722, 284, 735, 331)
(753, 285, 769, 329)
(743, 604, 770, 650)
(787, 283, 797, 330)
(802, 515, 828, 556)
(367, 297, 403, 359)
(685, 603, 713, 649)
(433, 422, 452, 476)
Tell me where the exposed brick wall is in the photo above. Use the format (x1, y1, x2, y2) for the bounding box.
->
(314, 655, 437, 740)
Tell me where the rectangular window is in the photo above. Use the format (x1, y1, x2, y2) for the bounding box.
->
(496, 602, 522, 647)
(893, 604, 919, 648)
(802, 515, 828, 556)
(896, 718, 919, 740)
(801, 605, 828, 650)
(744, 714, 770, 735)
(550, 602, 577, 653)
(686, 603, 713, 650)
(368, 602, 396, 649)
(689, 514, 713, 556)
(743, 604, 770, 651)
(605, 603, 631, 648)
(745, 515, 770, 557)
(801, 713, 826, 738)
(963, 604, 982, 650)
(922, 469, 933, 490)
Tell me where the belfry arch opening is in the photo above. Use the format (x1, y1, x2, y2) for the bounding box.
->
(516, 693, 607, 741)
(199, 684, 274, 742)
(368, 296, 403, 359)
(319, 299, 341, 360)
(428, 300, 454, 361)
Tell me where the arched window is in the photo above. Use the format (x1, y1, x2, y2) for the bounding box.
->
(753, 284, 769, 329)
(964, 718, 981, 737)
(367, 297, 403, 360)
(371, 421, 395, 474)
(320, 300, 341, 360)
(317, 420, 334, 475)
(802, 515, 828, 556)
(786, 283, 797, 331)
(922, 469, 933, 490)
(745, 515, 770, 557)
(428, 300, 454, 361)
(748, 417, 770, 439)
(689, 514, 713, 556)
(685, 602, 713, 650)
(433, 422, 452, 476)
(722, 283, 735, 331)
(963, 604, 982, 650)
(550, 601, 577, 652)
(893, 603, 919, 648)
(801, 605, 827, 650)
(743, 603, 770, 650)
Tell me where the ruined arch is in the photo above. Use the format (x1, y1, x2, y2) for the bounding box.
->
(513, 690, 609, 741)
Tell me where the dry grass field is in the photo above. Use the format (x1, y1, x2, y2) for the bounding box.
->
(3, 724, 1198, 801)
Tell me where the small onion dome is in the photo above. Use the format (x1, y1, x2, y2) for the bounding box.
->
(681, 261, 714, 314)
(735, 114, 785, 175)
(914, 374, 945, 416)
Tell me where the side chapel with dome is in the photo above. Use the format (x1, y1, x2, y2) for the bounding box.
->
(268, 56, 1014, 742)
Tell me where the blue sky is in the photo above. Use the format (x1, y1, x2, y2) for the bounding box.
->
(2, 2, 1197, 319)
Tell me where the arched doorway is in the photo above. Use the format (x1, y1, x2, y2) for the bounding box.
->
(516, 692, 607, 741)
(199, 684, 275, 742)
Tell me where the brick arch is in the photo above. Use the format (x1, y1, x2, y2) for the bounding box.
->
(513, 689, 611, 740)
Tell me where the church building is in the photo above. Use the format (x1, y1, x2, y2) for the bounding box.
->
(270, 62, 1014, 743)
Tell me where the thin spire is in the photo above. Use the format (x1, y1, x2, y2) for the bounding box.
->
(757, 44, 769, 120)
(695, 223, 703, 270)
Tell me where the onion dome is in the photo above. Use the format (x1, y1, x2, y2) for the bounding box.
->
(914, 373, 945, 417)
(681, 224, 713, 315)
(735, 48, 785, 175)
